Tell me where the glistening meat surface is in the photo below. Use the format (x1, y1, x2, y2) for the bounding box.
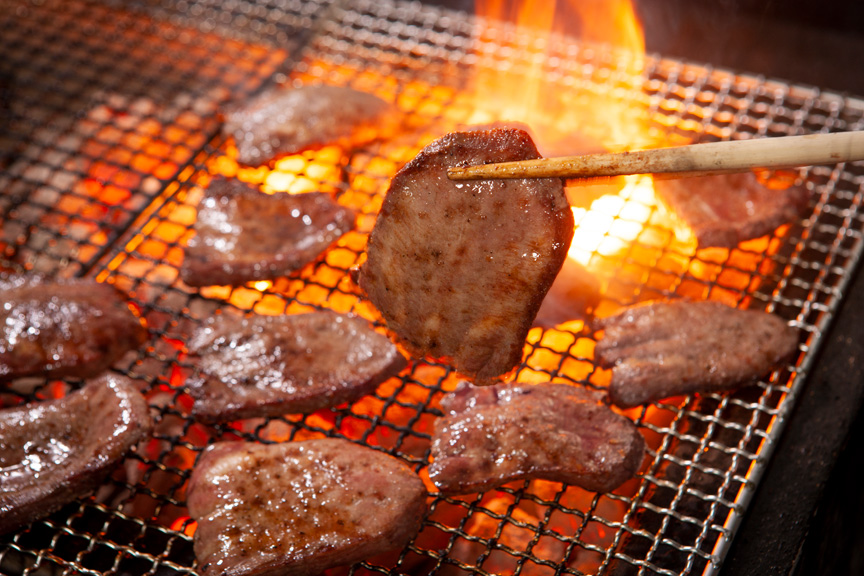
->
(594, 299, 800, 408)
(357, 128, 573, 382)
(186, 439, 427, 576)
(428, 381, 645, 495)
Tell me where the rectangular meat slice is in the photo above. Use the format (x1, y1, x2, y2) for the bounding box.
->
(653, 170, 810, 248)
(0, 275, 148, 384)
(186, 438, 427, 576)
(357, 128, 574, 383)
(428, 381, 645, 495)
(186, 311, 406, 423)
(181, 177, 355, 287)
(593, 299, 800, 408)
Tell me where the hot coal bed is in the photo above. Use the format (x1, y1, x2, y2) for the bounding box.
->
(2, 1, 864, 576)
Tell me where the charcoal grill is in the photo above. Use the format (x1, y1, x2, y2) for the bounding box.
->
(2, 0, 864, 575)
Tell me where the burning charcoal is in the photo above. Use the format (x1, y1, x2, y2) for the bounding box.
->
(187, 438, 427, 576)
(186, 311, 407, 423)
(357, 128, 573, 383)
(653, 170, 810, 248)
(428, 381, 645, 495)
(0, 275, 148, 384)
(0, 373, 153, 535)
(180, 177, 355, 287)
(594, 299, 800, 408)
(223, 84, 398, 167)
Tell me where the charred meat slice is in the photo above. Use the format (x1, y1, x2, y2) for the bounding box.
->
(187, 438, 427, 576)
(187, 311, 406, 423)
(594, 299, 800, 408)
(223, 84, 398, 166)
(428, 381, 645, 495)
(0, 374, 153, 535)
(654, 171, 809, 248)
(0, 275, 147, 384)
(181, 178, 355, 287)
(357, 128, 573, 383)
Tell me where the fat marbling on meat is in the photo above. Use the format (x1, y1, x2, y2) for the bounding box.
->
(0, 275, 148, 384)
(428, 381, 645, 495)
(0, 373, 153, 534)
(186, 311, 407, 423)
(356, 128, 574, 383)
(186, 438, 427, 576)
(593, 299, 800, 408)
(181, 177, 355, 287)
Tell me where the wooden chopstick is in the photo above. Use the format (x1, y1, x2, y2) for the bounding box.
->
(446, 131, 864, 181)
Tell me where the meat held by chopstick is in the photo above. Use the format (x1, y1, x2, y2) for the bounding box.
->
(186, 311, 407, 423)
(0, 275, 147, 384)
(223, 84, 398, 166)
(594, 299, 800, 408)
(181, 177, 355, 287)
(428, 381, 645, 495)
(357, 128, 574, 383)
(0, 374, 153, 535)
(187, 439, 427, 576)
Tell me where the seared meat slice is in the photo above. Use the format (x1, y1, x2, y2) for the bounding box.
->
(187, 311, 406, 423)
(533, 256, 601, 328)
(0, 275, 147, 384)
(594, 300, 800, 408)
(654, 171, 810, 248)
(187, 438, 427, 576)
(181, 177, 355, 287)
(357, 128, 573, 383)
(0, 374, 153, 535)
(223, 84, 397, 166)
(428, 381, 645, 495)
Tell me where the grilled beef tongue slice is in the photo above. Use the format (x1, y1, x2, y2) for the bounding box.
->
(187, 311, 407, 423)
(0, 274, 148, 384)
(187, 438, 427, 576)
(357, 128, 573, 383)
(428, 381, 645, 495)
(181, 177, 355, 287)
(0, 374, 153, 535)
(593, 299, 800, 408)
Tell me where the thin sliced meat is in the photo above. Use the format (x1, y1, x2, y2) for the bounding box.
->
(223, 84, 398, 166)
(0, 275, 147, 384)
(187, 311, 406, 423)
(594, 299, 800, 408)
(428, 381, 645, 495)
(187, 438, 427, 576)
(181, 177, 355, 287)
(357, 128, 573, 383)
(654, 171, 809, 248)
(0, 373, 153, 535)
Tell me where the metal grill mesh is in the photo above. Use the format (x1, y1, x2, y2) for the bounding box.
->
(2, 0, 864, 575)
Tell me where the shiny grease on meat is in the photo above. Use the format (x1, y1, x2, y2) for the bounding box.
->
(187, 438, 427, 576)
(428, 381, 645, 495)
(594, 299, 800, 408)
(181, 177, 355, 287)
(223, 84, 398, 166)
(357, 128, 573, 383)
(186, 311, 407, 423)
(0, 275, 147, 384)
(0, 374, 153, 535)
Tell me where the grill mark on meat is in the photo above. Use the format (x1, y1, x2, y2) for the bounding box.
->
(186, 311, 407, 423)
(428, 381, 645, 495)
(223, 85, 398, 167)
(0, 374, 153, 535)
(653, 171, 810, 248)
(357, 128, 573, 383)
(181, 177, 355, 287)
(186, 438, 427, 576)
(593, 300, 800, 408)
(0, 275, 148, 384)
